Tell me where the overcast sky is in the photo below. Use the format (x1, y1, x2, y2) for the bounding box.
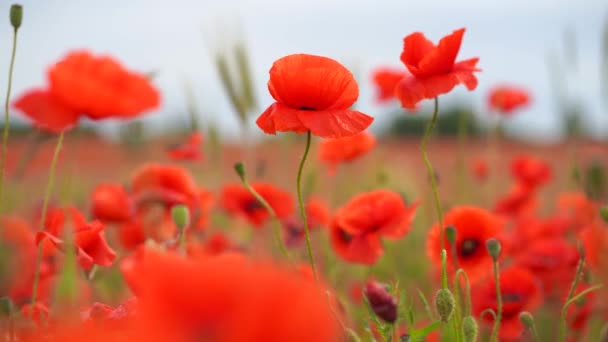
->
(0, 0, 606, 141)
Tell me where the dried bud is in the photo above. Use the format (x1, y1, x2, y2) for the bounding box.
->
(364, 281, 397, 323)
(434, 288, 455, 323)
(600, 206, 608, 223)
(462, 316, 478, 342)
(171, 205, 190, 231)
(10, 4, 23, 30)
(445, 225, 457, 245)
(485, 238, 501, 260)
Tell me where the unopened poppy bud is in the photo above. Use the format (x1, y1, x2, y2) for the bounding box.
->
(445, 225, 457, 245)
(600, 206, 608, 223)
(364, 281, 397, 323)
(518, 311, 535, 329)
(171, 205, 190, 231)
(0, 296, 13, 317)
(462, 316, 478, 342)
(485, 238, 501, 260)
(10, 4, 23, 30)
(234, 162, 246, 181)
(434, 288, 455, 323)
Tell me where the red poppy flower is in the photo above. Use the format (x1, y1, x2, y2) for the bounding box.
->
(330, 190, 419, 265)
(515, 237, 579, 295)
(256, 54, 373, 138)
(48, 50, 160, 119)
(471, 157, 489, 181)
(494, 183, 538, 218)
(509, 215, 570, 255)
(13, 89, 79, 133)
(118, 219, 147, 250)
(557, 192, 599, 231)
(125, 249, 341, 341)
(131, 163, 198, 206)
(167, 132, 203, 161)
(21, 302, 50, 325)
(371, 67, 406, 103)
(283, 198, 331, 247)
(580, 221, 608, 274)
(220, 182, 294, 227)
(510, 155, 552, 190)
(90, 183, 133, 222)
(488, 85, 531, 114)
(427, 206, 504, 283)
(318, 131, 376, 172)
(35, 207, 116, 270)
(472, 267, 543, 341)
(396, 28, 480, 110)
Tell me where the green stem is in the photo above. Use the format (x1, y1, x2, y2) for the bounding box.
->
(421, 98, 445, 249)
(297, 131, 316, 281)
(560, 284, 604, 342)
(490, 259, 502, 342)
(30, 131, 65, 308)
(559, 252, 586, 341)
(0, 28, 20, 214)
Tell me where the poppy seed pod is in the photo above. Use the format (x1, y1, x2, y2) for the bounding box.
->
(364, 281, 398, 323)
(10, 4, 23, 30)
(171, 205, 190, 231)
(462, 316, 478, 342)
(485, 238, 501, 260)
(435, 288, 455, 323)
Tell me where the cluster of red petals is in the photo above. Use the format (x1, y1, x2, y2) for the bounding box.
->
(331, 190, 418, 264)
(220, 182, 294, 227)
(510, 155, 552, 190)
(370, 67, 406, 103)
(256, 54, 373, 138)
(396, 28, 480, 110)
(470, 157, 489, 181)
(167, 132, 204, 161)
(283, 197, 331, 247)
(427, 206, 504, 283)
(318, 131, 376, 172)
(488, 85, 531, 114)
(473, 267, 543, 341)
(14, 50, 160, 133)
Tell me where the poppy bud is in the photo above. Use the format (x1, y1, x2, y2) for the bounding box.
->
(364, 281, 397, 323)
(462, 316, 478, 342)
(399, 334, 411, 342)
(600, 206, 608, 223)
(434, 288, 455, 323)
(485, 238, 501, 260)
(234, 162, 246, 181)
(518, 311, 535, 329)
(171, 205, 190, 231)
(0, 296, 13, 317)
(445, 225, 457, 245)
(10, 4, 22, 30)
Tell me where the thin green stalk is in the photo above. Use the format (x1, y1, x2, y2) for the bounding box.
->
(421, 98, 444, 247)
(558, 251, 587, 341)
(0, 26, 20, 213)
(297, 131, 316, 281)
(560, 284, 604, 342)
(30, 131, 65, 309)
(489, 259, 502, 342)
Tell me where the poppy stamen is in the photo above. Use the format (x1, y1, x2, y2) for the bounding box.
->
(459, 239, 480, 257)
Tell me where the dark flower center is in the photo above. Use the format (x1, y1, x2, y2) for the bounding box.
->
(502, 293, 523, 303)
(458, 239, 479, 257)
(299, 106, 315, 111)
(339, 229, 353, 243)
(244, 200, 264, 213)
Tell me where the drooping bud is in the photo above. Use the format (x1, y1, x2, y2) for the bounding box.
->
(445, 225, 457, 245)
(364, 281, 397, 323)
(10, 4, 23, 30)
(600, 206, 608, 223)
(485, 238, 501, 260)
(462, 316, 478, 342)
(434, 288, 455, 323)
(171, 205, 190, 231)
(519, 311, 535, 329)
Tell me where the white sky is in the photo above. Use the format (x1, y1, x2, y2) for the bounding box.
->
(0, 0, 606, 141)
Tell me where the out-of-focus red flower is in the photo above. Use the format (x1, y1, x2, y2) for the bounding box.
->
(509, 215, 569, 255)
(91, 183, 133, 222)
(318, 131, 376, 173)
(35, 207, 116, 270)
(473, 267, 543, 341)
(124, 248, 342, 341)
(471, 157, 489, 181)
(396, 28, 480, 110)
(131, 163, 198, 207)
(81, 299, 138, 330)
(487, 85, 531, 114)
(565, 284, 596, 333)
(283, 197, 331, 247)
(48, 50, 159, 119)
(427, 206, 504, 283)
(256, 54, 373, 138)
(510, 155, 552, 190)
(13, 89, 79, 133)
(21, 302, 50, 325)
(494, 183, 538, 218)
(557, 192, 599, 231)
(167, 132, 203, 161)
(220, 182, 294, 227)
(118, 218, 147, 251)
(580, 221, 608, 274)
(371, 67, 406, 103)
(515, 237, 579, 295)
(331, 190, 418, 264)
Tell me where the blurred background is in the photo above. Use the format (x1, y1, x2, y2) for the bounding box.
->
(0, 0, 606, 142)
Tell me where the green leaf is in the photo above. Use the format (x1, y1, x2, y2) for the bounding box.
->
(410, 321, 441, 342)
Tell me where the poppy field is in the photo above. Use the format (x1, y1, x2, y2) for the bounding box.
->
(1, 3, 608, 342)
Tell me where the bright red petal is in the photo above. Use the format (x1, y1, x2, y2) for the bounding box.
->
(396, 69, 478, 110)
(401, 32, 435, 76)
(255, 103, 308, 135)
(417, 28, 466, 77)
(13, 89, 79, 133)
(297, 109, 373, 138)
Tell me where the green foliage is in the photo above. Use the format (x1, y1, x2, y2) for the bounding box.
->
(383, 105, 481, 137)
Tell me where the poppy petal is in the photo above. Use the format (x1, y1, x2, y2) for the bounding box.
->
(13, 89, 79, 133)
(417, 28, 466, 77)
(396, 70, 478, 110)
(345, 234, 383, 265)
(256, 103, 308, 135)
(401, 32, 436, 76)
(379, 200, 420, 240)
(297, 109, 373, 138)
